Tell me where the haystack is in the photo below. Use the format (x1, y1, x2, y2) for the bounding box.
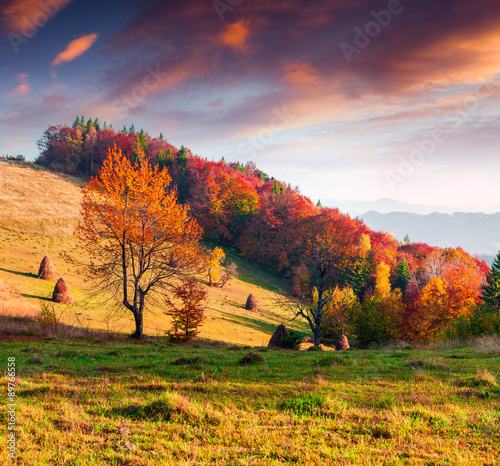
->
(335, 334, 350, 350)
(245, 293, 258, 311)
(268, 323, 290, 348)
(38, 255, 58, 281)
(52, 278, 73, 305)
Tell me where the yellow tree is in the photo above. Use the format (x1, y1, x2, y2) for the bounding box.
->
(75, 146, 206, 338)
(322, 286, 359, 339)
(374, 262, 391, 298)
(207, 247, 225, 286)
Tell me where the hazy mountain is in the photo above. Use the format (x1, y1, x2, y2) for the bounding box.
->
(324, 198, 500, 217)
(358, 211, 500, 262)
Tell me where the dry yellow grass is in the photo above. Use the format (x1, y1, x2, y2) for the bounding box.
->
(0, 160, 83, 235)
(0, 278, 36, 316)
(0, 160, 307, 345)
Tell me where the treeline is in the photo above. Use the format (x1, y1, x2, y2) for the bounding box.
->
(36, 119, 498, 345)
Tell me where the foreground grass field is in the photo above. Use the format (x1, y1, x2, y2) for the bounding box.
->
(1, 339, 499, 465)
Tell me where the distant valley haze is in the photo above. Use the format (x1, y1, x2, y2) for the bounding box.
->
(324, 198, 500, 262)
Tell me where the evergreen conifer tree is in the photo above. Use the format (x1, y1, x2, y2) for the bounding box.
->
(481, 251, 500, 311)
(394, 258, 410, 294)
(176, 145, 188, 203)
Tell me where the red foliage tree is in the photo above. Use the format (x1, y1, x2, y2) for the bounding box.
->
(165, 278, 207, 341)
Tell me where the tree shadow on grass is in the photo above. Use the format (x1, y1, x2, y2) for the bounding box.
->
(0, 267, 37, 279)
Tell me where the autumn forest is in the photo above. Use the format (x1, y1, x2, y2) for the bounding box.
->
(34, 117, 500, 346)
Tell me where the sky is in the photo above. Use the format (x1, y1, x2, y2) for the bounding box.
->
(1, 0, 500, 210)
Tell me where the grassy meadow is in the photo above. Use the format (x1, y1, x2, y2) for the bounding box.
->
(1, 159, 500, 465)
(1, 340, 500, 465)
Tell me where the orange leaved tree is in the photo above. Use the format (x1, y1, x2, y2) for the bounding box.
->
(75, 146, 206, 338)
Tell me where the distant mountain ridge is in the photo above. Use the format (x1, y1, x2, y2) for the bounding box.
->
(358, 211, 500, 262)
(324, 198, 500, 217)
(322, 198, 500, 263)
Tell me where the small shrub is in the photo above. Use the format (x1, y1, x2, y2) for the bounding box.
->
(227, 345, 245, 351)
(37, 300, 64, 335)
(238, 352, 266, 365)
(116, 392, 200, 422)
(281, 330, 302, 349)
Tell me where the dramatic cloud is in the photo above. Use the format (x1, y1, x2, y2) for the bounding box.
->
(1, 0, 500, 208)
(1, 0, 73, 34)
(51, 33, 98, 65)
(6, 73, 31, 97)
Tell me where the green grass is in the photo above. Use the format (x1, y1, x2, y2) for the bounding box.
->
(1, 341, 499, 465)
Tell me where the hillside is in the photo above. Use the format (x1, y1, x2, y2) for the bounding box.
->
(0, 160, 308, 345)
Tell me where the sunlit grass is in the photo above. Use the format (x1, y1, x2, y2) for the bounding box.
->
(1, 341, 499, 465)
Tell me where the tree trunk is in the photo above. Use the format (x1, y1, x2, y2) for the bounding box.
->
(314, 289, 323, 347)
(131, 287, 145, 338)
(132, 309, 143, 338)
(313, 326, 321, 347)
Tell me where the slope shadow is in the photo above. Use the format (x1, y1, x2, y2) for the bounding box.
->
(217, 310, 278, 335)
(0, 267, 37, 279)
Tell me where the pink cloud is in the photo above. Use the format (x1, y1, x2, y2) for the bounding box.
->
(51, 33, 98, 66)
(6, 73, 31, 97)
(220, 20, 251, 52)
(1, 0, 73, 34)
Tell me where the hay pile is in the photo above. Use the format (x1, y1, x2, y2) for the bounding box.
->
(268, 323, 290, 348)
(245, 293, 258, 311)
(38, 255, 58, 281)
(335, 334, 350, 350)
(52, 278, 73, 305)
